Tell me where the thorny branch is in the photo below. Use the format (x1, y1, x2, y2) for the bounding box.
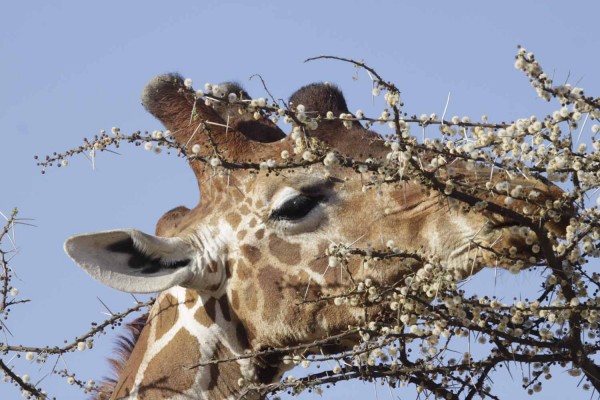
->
(0, 215, 154, 399)
(5, 47, 600, 399)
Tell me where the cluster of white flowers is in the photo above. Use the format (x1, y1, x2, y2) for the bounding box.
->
(323, 151, 339, 167)
(339, 113, 354, 129)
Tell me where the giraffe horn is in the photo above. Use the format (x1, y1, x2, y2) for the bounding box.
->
(288, 83, 385, 156)
(210, 81, 286, 143)
(142, 74, 260, 163)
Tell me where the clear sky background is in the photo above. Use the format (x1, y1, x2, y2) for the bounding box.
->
(1, 1, 599, 399)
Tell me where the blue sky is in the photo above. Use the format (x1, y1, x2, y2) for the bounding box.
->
(1, 1, 599, 398)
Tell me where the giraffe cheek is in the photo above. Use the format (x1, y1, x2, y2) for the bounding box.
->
(256, 266, 285, 323)
(240, 244, 262, 264)
(268, 234, 302, 266)
(225, 212, 242, 230)
(234, 259, 254, 281)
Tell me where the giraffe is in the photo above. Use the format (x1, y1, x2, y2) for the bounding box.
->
(64, 74, 569, 399)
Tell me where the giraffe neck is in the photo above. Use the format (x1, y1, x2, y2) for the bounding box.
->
(110, 287, 281, 400)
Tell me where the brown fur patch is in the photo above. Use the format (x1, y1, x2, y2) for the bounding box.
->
(237, 229, 247, 241)
(235, 260, 254, 280)
(195, 297, 216, 327)
(268, 234, 301, 265)
(254, 229, 265, 240)
(231, 187, 245, 202)
(241, 244, 262, 263)
(231, 289, 240, 310)
(245, 284, 258, 312)
(137, 329, 200, 399)
(207, 342, 242, 395)
(225, 212, 241, 229)
(239, 204, 250, 215)
(249, 218, 257, 228)
(257, 265, 284, 322)
(403, 215, 428, 248)
(154, 294, 178, 342)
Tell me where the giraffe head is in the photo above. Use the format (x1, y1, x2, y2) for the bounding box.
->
(65, 74, 569, 398)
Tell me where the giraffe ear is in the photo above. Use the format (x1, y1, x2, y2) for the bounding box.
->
(64, 229, 197, 293)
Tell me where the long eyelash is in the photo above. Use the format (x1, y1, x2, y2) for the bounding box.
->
(270, 195, 324, 221)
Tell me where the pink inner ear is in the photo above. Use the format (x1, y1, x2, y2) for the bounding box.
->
(64, 229, 194, 294)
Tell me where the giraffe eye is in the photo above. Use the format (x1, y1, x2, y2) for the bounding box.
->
(270, 195, 323, 221)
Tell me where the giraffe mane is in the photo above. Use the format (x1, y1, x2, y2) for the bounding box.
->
(93, 314, 148, 400)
